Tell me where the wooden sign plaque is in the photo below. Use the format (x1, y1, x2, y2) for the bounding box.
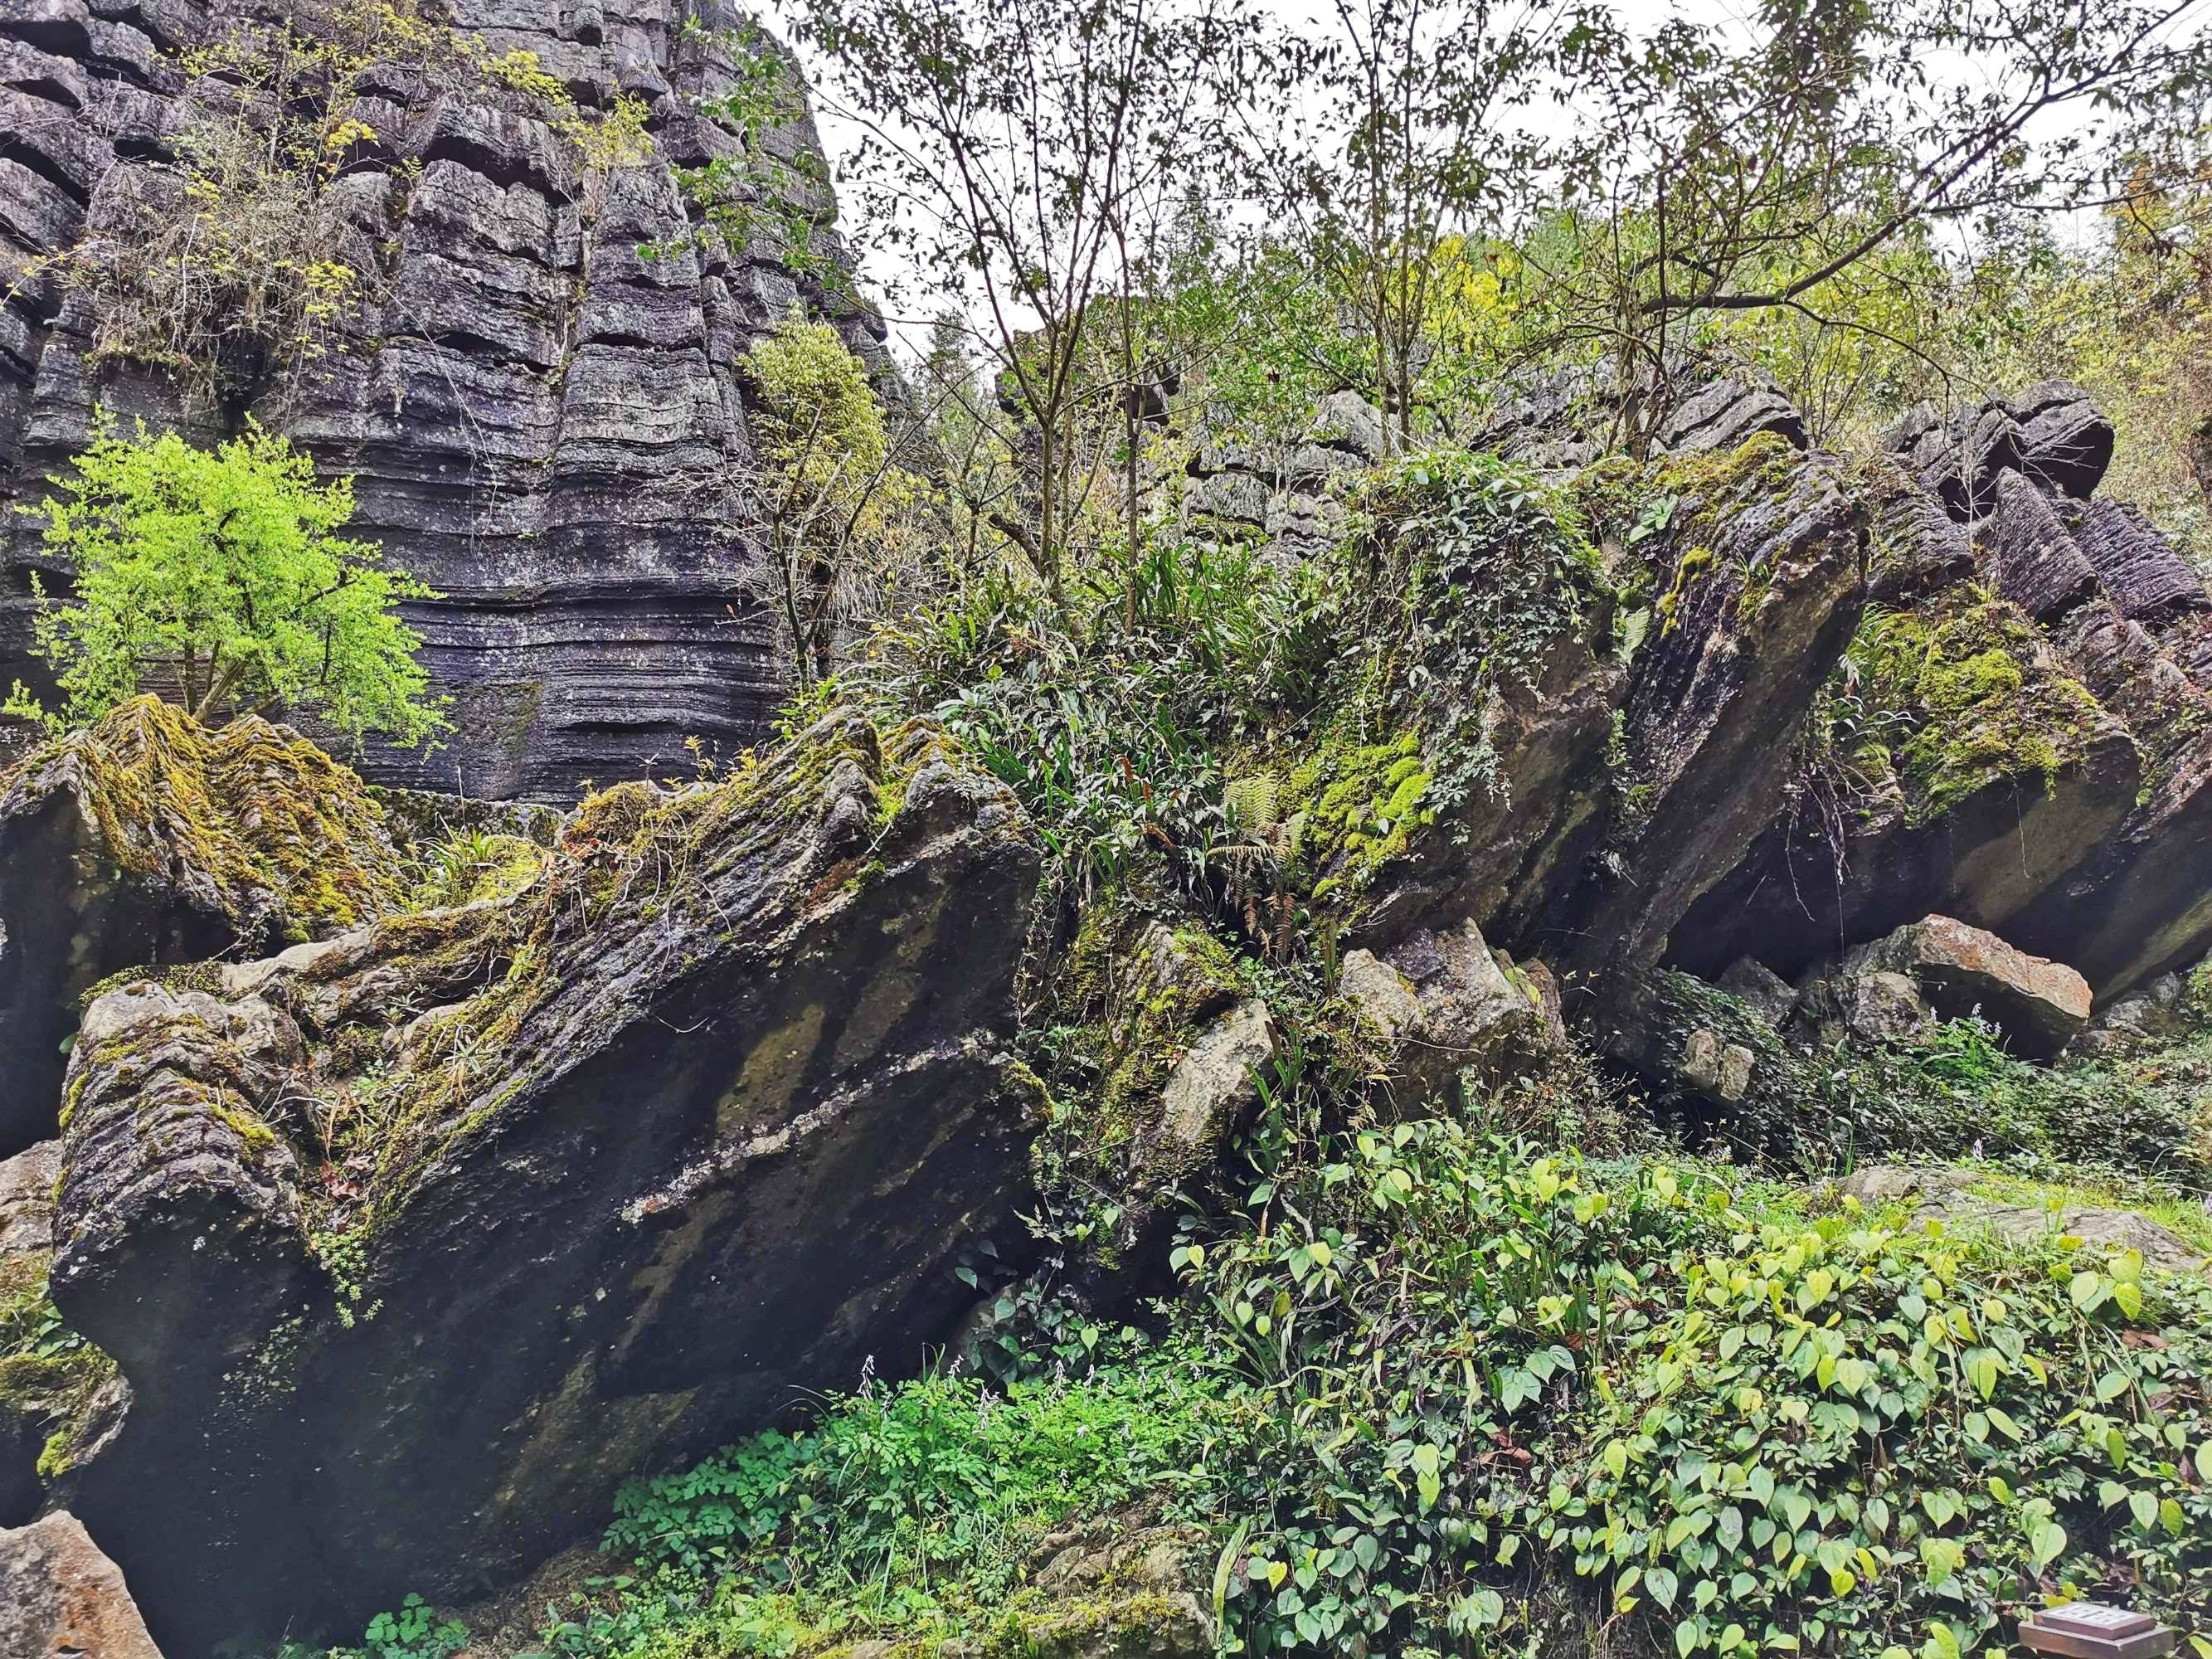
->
(2019, 1602, 2179, 1659)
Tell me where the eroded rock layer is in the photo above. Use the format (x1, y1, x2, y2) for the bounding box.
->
(0, 0, 883, 799)
(47, 713, 1043, 1651)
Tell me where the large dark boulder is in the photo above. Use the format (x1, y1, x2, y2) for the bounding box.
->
(0, 698, 406, 1155)
(1, 0, 885, 800)
(1855, 913, 2092, 1059)
(45, 712, 1043, 1653)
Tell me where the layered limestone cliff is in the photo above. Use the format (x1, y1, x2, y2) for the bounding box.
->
(0, 0, 883, 800)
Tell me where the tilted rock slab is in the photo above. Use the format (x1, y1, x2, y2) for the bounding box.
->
(1670, 589, 2142, 987)
(1885, 382, 2113, 517)
(0, 698, 406, 1155)
(1, 0, 885, 798)
(1675, 390, 2212, 1001)
(46, 713, 1043, 1651)
(1540, 445, 1867, 979)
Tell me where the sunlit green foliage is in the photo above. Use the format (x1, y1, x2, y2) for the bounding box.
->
(503, 1116, 2212, 1659)
(744, 316, 928, 687)
(7, 421, 444, 747)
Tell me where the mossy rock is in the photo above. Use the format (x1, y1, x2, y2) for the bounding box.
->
(1852, 595, 2128, 827)
(1035, 899, 1258, 1255)
(0, 697, 410, 1151)
(44, 708, 1047, 1651)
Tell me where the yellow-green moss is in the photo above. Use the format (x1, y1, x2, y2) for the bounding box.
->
(1, 695, 406, 938)
(979, 1592, 1198, 1658)
(75, 959, 227, 1012)
(1578, 432, 1802, 622)
(1653, 545, 1715, 635)
(0, 1253, 118, 1486)
(360, 714, 897, 1228)
(411, 831, 548, 909)
(1851, 598, 2115, 825)
(1283, 727, 1433, 908)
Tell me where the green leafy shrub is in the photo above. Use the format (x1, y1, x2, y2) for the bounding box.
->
(7, 421, 445, 747)
(552, 1352, 1237, 1652)
(526, 1119, 2212, 1659)
(744, 316, 930, 688)
(1179, 1124, 2212, 1659)
(1176, 1121, 1699, 1656)
(1559, 1201, 2212, 1659)
(362, 1594, 469, 1659)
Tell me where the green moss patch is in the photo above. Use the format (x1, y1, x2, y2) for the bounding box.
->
(1850, 596, 2117, 825)
(0, 693, 407, 941)
(0, 1251, 117, 1485)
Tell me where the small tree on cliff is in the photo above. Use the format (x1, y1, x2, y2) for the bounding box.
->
(5, 420, 447, 746)
(742, 318, 928, 688)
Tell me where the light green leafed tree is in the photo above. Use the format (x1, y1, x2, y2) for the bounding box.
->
(6, 420, 447, 747)
(743, 317, 930, 688)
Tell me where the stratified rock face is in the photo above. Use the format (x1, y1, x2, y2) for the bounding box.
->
(1653, 376, 1807, 455)
(1534, 442, 1867, 978)
(0, 1511, 164, 1659)
(0, 698, 406, 1155)
(1886, 382, 2113, 516)
(1673, 386, 2212, 1001)
(46, 713, 1043, 1651)
(0, 0, 884, 800)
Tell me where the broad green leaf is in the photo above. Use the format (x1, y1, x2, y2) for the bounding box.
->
(2030, 1521, 2066, 1569)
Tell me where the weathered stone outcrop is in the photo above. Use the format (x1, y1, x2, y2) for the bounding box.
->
(1, 0, 885, 800)
(1587, 968, 1783, 1117)
(1674, 385, 2212, 1001)
(1339, 918, 1563, 1105)
(1856, 914, 2090, 1058)
(1670, 591, 2142, 986)
(1791, 914, 2090, 1059)
(1045, 912, 1274, 1258)
(1475, 368, 1808, 469)
(0, 698, 406, 1155)
(1885, 382, 2113, 517)
(46, 713, 1043, 1651)
(2074, 958, 2206, 1058)
(1838, 1167, 2206, 1275)
(0, 1511, 163, 1659)
(1184, 391, 1378, 563)
(1529, 441, 1867, 979)
(1653, 376, 1808, 455)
